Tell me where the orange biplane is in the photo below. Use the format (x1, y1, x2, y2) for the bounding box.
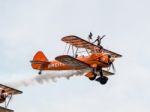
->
(30, 35, 122, 84)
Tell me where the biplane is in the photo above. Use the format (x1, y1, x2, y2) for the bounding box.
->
(0, 84, 22, 111)
(30, 35, 122, 85)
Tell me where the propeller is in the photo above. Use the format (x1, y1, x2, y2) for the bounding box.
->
(97, 54, 116, 73)
(108, 55, 116, 73)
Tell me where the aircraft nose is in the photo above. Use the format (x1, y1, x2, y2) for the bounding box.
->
(110, 57, 115, 62)
(108, 55, 115, 64)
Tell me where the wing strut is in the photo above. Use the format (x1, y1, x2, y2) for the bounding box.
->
(5, 94, 12, 108)
(72, 45, 75, 57)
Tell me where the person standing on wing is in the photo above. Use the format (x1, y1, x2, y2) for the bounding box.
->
(93, 35, 106, 46)
(88, 32, 93, 42)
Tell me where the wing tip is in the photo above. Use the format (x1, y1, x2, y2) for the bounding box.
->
(61, 35, 78, 41)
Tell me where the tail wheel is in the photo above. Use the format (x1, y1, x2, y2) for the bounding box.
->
(38, 70, 42, 75)
(96, 76, 108, 85)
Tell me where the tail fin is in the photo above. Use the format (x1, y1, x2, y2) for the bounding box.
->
(31, 51, 49, 70)
(33, 51, 48, 62)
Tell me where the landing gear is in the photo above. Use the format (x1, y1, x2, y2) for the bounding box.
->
(86, 69, 109, 85)
(38, 70, 42, 75)
(96, 76, 108, 85)
(95, 69, 108, 85)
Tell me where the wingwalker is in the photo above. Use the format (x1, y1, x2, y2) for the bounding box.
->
(30, 34, 122, 85)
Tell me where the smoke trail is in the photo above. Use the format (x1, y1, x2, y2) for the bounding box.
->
(5, 70, 87, 88)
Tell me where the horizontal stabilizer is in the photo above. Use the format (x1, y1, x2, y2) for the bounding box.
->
(30, 60, 49, 64)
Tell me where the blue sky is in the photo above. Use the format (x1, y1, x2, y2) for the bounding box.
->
(0, 0, 150, 112)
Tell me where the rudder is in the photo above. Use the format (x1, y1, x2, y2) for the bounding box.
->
(33, 51, 48, 62)
(31, 51, 49, 70)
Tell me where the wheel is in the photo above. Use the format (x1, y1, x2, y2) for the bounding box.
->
(38, 70, 42, 75)
(96, 76, 108, 85)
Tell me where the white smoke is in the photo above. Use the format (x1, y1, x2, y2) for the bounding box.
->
(4, 70, 87, 88)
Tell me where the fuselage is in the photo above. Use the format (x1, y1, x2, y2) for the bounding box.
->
(43, 53, 111, 70)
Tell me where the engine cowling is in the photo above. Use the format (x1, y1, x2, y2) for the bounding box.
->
(85, 72, 97, 80)
(0, 90, 7, 103)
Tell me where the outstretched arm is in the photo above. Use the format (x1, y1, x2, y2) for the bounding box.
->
(93, 38, 98, 43)
(100, 35, 106, 40)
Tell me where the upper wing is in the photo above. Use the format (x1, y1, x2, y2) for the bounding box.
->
(62, 35, 99, 50)
(62, 35, 122, 58)
(55, 55, 90, 69)
(0, 84, 22, 95)
(102, 48, 122, 58)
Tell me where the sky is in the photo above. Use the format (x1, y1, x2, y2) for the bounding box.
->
(0, 0, 150, 112)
